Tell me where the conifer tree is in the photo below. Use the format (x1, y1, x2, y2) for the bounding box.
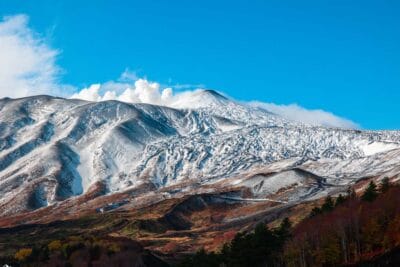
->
(321, 196, 334, 212)
(309, 207, 322, 217)
(335, 194, 346, 206)
(276, 217, 292, 242)
(362, 181, 378, 202)
(380, 177, 390, 193)
(346, 186, 357, 199)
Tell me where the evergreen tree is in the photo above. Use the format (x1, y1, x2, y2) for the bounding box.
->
(276, 217, 292, 241)
(309, 207, 322, 217)
(179, 221, 293, 267)
(321, 196, 334, 212)
(362, 181, 378, 202)
(347, 186, 357, 199)
(252, 223, 276, 265)
(380, 177, 390, 193)
(335, 194, 346, 206)
(220, 243, 230, 259)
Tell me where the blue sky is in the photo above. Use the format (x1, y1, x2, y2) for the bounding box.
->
(0, 0, 399, 129)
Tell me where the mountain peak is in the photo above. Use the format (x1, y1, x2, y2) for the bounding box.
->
(170, 89, 230, 109)
(201, 89, 228, 100)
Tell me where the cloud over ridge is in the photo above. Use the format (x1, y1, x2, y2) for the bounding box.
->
(250, 102, 359, 129)
(71, 76, 183, 106)
(71, 76, 358, 128)
(1, 14, 358, 129)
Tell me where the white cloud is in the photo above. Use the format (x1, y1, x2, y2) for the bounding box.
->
(0, 15, 72, 98)
(250, 102, 358, 129)
(71, 78, 177, 105)
(70, 84, 102, 102)
(70, 74, 358, 128)
(0, 15, 357, 129)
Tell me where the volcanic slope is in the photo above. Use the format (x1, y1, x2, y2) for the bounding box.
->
(0, 91, 399, 217)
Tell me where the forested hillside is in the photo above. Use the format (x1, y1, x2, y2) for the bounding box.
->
(179, 179, 400, 267)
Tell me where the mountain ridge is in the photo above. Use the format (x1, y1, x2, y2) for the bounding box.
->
(0, 92, 399, 218)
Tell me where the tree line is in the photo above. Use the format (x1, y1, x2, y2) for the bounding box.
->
(178, 177, 400, 266)
(178, 217, 292, 267)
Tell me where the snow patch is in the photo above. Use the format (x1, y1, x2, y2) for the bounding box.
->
(360, 141, 398, 156)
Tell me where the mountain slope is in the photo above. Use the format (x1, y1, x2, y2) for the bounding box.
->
(0, 92, 399, 217)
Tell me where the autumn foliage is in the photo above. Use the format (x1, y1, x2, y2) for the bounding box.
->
(285, 183, 400, 266)
(14, 248, 32, 262)
(178, 180, 400, 266)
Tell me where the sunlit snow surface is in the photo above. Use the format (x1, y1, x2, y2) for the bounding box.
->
(0, 91, 399, 214)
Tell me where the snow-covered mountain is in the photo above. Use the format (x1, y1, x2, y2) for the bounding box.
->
(0, 90, 400, 216)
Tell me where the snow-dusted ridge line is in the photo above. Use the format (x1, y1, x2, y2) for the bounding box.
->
(0, 92, 399, 216)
